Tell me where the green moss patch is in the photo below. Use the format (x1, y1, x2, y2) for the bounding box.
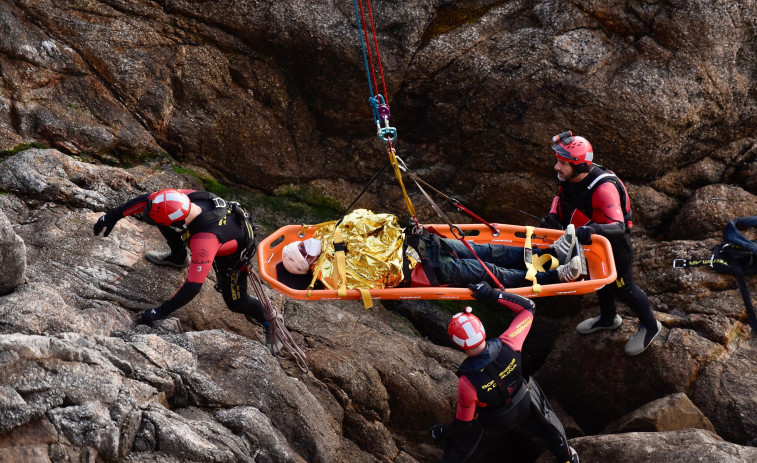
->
(0, 142, 49, 160)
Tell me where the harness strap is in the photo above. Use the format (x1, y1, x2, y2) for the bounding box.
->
(388, 148, 416, 219)
(524, 226, 542, 293)
(306, 251, 329, 297)
(357, 288, 373, 309)
(333, 229, 348, 297)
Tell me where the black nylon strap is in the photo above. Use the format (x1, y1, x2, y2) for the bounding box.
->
(672, 258, 718, 269)
(725, 254, 757, 332)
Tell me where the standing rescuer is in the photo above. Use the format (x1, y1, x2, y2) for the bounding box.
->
(93, 188, 282, 354)
(543, 131, 662, 355)
(430, 282, 579, 463)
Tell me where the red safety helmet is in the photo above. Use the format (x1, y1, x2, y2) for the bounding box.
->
(144, 189, 191, 226)
(448, 306, 486, 350)
(552, 131, 593, 175)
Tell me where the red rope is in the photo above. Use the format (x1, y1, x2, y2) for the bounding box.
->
(364, 0, 389, 102)
(356, 0, 379, 97)
(454, 202, 498, 234)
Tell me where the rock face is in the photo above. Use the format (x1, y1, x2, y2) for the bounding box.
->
(1, 1, 757, 224)
(0, 149, 756, 463)
(534, 429, 757, 463)
(602, 392, 715, 434)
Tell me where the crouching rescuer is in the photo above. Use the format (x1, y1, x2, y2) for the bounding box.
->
(430, 282, 579, 463)
(93, 188, 284, 354)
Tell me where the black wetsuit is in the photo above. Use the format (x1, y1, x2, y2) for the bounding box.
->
(115, 190, 264, 323)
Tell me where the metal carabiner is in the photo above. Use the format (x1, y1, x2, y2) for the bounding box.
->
(672, 259, 687, 269)
(379, 126, 397, 142)
(395, 155, 408, 172)
(378, 104, 391, 121)
(450, 224, 465, 240)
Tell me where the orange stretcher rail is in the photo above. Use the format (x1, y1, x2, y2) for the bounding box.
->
(256, 223, 617, 301)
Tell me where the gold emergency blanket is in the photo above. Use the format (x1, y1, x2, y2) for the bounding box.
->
(313, 209, 406, 290)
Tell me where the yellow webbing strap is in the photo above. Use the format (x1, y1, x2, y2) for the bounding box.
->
(388, 147, 416, 218)
(524, 226, 542, 293)
(306, 251, 328, 298)
(535, 253, 559, 271)
(357, 288, 373, 309)
(333, 228, 348, 297)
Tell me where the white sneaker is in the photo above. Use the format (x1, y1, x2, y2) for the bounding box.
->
(557, 255, 583, 282)
(145, 250, 191, 268)
(550, 224, 576, 265)
(625, 320, 662, 355)
(576, 314, 622, 334)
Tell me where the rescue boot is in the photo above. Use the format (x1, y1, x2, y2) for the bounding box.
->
(624, 320, 662, 355)
(557, 255, 583, 282)
(550, 224, 576, 265)
(145, 250, 190, 268)
(576, 314, 622, 334)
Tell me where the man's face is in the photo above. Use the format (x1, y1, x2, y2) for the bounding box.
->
(554, 158, 574, 182)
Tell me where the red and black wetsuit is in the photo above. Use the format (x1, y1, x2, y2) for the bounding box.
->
(548, 164, 656, 329)
(440, 297, 573, 463)
(113, 190, 264, 323)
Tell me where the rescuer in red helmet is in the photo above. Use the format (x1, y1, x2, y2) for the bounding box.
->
(429, 282, 579, 463)
(93, 188, 282, 354)
(542, 131, 661, 355)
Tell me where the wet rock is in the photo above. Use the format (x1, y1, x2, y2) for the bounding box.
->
(535, 429, 757, 463)
(602, 392, 715, 434)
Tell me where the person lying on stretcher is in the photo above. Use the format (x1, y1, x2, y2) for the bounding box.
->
(279, 211, 587, 290)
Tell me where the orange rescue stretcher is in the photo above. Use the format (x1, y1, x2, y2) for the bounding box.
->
(257, 223, 617, 301)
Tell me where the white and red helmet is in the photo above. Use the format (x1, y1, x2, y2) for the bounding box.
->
(281, 239, 322, 275)
(448, 306, 486, 350)
(144, 189, 191, 226)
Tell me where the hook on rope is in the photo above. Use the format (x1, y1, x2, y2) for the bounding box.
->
(450, 224, 465, 240)
(394, 155, 408, 172)
(371, 96, 396, 142)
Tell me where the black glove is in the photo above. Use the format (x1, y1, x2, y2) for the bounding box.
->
(576, 225, 597, 245)
(540, 213, 561, 230)
(468, 281, 501, 303)
(429, 423, 446, 441)
(138, 308, 162, 326)
(93, 212, 121, 237)
(496, 291, 536, 313)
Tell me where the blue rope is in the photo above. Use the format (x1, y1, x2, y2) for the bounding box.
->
(352, 0, 380, 124)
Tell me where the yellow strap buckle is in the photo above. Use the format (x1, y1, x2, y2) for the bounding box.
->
(523, 226, 557, 293)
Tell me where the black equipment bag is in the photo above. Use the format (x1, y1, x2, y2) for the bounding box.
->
(709, 217, 757, 332)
